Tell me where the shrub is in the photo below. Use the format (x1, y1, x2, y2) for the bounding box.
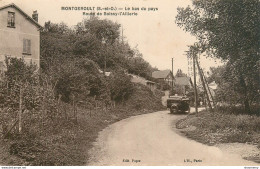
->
(109, 70, 133, 103)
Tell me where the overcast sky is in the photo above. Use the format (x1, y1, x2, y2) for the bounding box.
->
(1, 0, 223, 75)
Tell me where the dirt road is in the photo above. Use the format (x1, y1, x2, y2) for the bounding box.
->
(87, 109, 258, 166)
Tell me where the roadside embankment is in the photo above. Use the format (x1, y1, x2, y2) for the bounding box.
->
(0, 84, 165, 166)
(176, 109, 260, 163)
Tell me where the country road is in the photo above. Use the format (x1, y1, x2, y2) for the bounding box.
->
(87, 109, 258, 166)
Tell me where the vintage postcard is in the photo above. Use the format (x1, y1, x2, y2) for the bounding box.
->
(0, 0, 259, 168)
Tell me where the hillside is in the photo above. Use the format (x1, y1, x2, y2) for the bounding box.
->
(0, 83, 164, 165)
(0, 17, 165, 166)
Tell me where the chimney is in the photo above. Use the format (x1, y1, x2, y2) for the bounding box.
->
(32, 10, 38, 22)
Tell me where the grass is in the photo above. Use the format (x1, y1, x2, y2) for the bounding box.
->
(176, 107, 260, 146)
(176, 107, 260, 164)
(0, 84, 164, 166)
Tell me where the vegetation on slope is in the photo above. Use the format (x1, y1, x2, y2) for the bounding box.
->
(0, 17, 164, 165)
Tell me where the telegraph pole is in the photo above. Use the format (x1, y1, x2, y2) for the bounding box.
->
(172, 58, 174, 95)
(196, 57, 213, 111)
(201, 69, 216, 108)
(186, 48, 198, 116)
(192, 49, 198, 116)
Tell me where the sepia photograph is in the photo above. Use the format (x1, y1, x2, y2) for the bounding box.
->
(0, 0, 259, 168)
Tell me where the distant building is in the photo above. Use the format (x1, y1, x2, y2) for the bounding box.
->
(152, 69, 174, 88)
(0, 3, 42, 72)
(129, 74, 156, 92)
(174, 76, 193, 95)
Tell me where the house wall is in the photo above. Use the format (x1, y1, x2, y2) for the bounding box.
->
(165, 73, 174, 86)
(0, 6, 40, 66)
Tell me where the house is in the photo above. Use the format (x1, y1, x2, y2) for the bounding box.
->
(98, 70, 157, 92)
(152, 69, 174, 88)
(0, 3, 42, 72)
(128, 74, 156, 92)
(174, 76, 193, 95)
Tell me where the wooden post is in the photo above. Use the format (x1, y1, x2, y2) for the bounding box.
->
(172, 58, 174, 95)
(19, 87, 23, 133)
(192, 51, 198, 116)
(72, 94, 77, 123)
(201, 69, 216, 107)
(57, 94, 62, 114)
(196, 58, 213, 112)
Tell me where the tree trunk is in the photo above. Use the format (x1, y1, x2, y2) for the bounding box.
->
(244, 98, 251, 114)
(240, 74, 251, 114)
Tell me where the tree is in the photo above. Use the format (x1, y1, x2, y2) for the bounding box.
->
(109, 70, 133, 103)
(207, 66, 225, 84)
(76, 17, 121, 44)
(176, 0, 260, 113)
(175, 69, 187, 77)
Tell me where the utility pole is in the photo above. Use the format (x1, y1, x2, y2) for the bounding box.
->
(172, 58, 174, 95)
(186, 48, 198, 116)
(201, 69, 216, 107)
(192, 49, 198, 116)
(196, 56, 213, 112)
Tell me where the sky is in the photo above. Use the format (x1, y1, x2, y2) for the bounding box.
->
(1, 0, 223, 75)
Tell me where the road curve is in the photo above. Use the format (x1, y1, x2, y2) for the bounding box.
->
(87, 110, 257, 166)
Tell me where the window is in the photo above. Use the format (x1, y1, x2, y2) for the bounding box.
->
(23, 39, 31, 55)
(7, 12, 15, 28)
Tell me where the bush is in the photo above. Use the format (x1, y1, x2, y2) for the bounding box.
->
(0, 58, 59, 137)
(109, 70, 133, 103)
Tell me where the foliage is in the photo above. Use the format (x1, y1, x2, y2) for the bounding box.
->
(175, 69, 187, 77)
(176, 0, 260, 113)
(207, 66, 225, 84)
(207, 64, 260, 108)
(53, 58, 108, 103)
(109, 70, 133, 103)
(40, 18, 159, 106)
(0, 58, 59, 138)
(75, 17, 120, 44)
(177, 108, 260, 149)
(174, 84, 185, 96)
(0, 17, 164, 166)
(0, 58, 39, 112)
(41, 19, 156, 81)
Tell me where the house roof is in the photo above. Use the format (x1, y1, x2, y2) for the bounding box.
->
(175, 76, 191, 86)
(0, 3, 42, 28)
(152, 69, 172, 79)
(128, 73, 155, 85)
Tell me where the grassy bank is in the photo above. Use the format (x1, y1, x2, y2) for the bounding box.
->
(176, 108, 260, 162)
(0, 84, 164, 166)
